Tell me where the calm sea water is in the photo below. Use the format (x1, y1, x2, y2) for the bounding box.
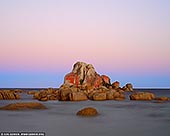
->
(0, 89, 170, 136)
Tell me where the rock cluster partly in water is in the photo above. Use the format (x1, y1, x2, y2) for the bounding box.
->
(0, 90, 21, 100)
(129, 92, 156, 100)
(58, 62, 133, 101)
(27, 88, 60, 101)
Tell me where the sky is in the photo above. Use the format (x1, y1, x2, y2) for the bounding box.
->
(0, 0, 170, 88)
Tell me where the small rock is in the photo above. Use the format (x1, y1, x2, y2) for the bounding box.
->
(27, 91, 36, 95)
(154, 96, 168, 101)
(123, 83, 133, 92)
(14, 89, 23, 93)
(76, 107, 98, 116)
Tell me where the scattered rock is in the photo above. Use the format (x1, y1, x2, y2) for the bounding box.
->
(0, 102, 46, 110)
(38, 91, 48, 101)
(76, 107, 98, 116)
(123, 83, 133, 92)
(33, 92, 40, 99)
(0, 90, 20, 100)
(27, 91, 36, 95)
(154, 96, 168, 101)
(69, 92, 88, 101)
(33, 89, 59, 101)
(129, 92, 155, 100)
(14, 89, 23, 93)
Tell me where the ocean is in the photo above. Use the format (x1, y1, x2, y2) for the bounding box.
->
(0, 89, 170, 136)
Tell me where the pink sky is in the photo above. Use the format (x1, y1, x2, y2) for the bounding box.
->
(0, 0, 170, 87)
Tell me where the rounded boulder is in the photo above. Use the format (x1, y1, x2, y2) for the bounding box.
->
(76, 107, 98, 116)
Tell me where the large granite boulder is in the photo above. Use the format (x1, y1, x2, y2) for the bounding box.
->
(58, 84, 89, 101)
(101, 75, 111, 87)
(106, 89, 125, 100)
(58, 88, 72, 101)
(92, 92, 107, 101)
(106, 89, 116, 100)
(129, 92, 155, 100)
(33, 91, 48, 101)
(76, 107, 98, 116)
(0, 102, 46, 110)
(63, 62, 110, 89)
(112, 81, 120, 89)
(38, 91, 48, 101)
(69, 91, 88, 101)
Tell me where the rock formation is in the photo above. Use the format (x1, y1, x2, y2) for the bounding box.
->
(129, 92, 155, 100)
(58, 86, 72, 101)
(112, 81, 120, 89)
(0, 90, 20, 100)
(33, 88, 59, 101)
(76, 107, 98, 116)
(57, 61, 130, 101)
(106, 89, 125, 100)
(63, 62, 110, 89)
(69, 91, 88, 101)
(0, 102, 46, 110)
(92, 92, 107, 101)
(123, 83, 133, 92)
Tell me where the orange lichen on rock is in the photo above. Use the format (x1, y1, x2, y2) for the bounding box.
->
(62, 62, 110, 89)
